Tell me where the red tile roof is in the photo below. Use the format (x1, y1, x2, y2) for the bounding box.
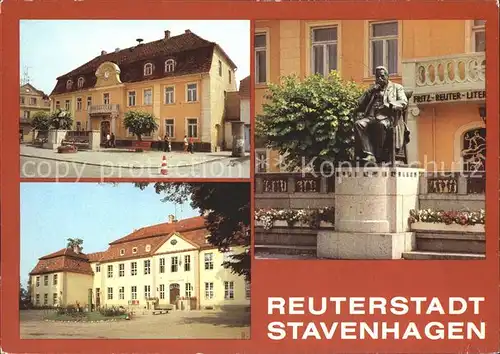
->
(50, 31, 238, 96)
(239, 76, 250, 99)
(30, 248, 93, 276)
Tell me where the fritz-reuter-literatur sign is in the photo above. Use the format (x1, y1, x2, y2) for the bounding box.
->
(413, 90, 486, 104)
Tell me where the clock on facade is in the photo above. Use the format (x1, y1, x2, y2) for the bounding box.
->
(170, 239, 177, 245)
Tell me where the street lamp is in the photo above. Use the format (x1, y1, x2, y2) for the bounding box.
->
(478, 105, 486, 124)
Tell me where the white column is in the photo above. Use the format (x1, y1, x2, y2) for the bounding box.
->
(406, 105, 420, 166)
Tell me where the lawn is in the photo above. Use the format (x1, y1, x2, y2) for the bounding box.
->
(45, 311, 128, 322)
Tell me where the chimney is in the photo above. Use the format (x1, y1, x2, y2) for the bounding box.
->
(114, 48, 120, 53)
(168, 215, 176, 223)
(164, 30, 171, 39)
(185, 29, 191, 34)
(73, 245, 81, 254)
(101, 50, 107, 55)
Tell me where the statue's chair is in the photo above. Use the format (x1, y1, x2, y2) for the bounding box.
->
(384, 90, 413, 166)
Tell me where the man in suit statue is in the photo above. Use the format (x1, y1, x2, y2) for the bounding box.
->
(354, 66, 409, 163)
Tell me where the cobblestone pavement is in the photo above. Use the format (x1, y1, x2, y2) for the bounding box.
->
(20, 309, 250, 339)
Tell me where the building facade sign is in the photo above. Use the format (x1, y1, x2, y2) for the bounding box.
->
(413, 90, 486, 104)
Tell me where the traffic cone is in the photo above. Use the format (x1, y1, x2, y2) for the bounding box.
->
(160, 155, 168, 175)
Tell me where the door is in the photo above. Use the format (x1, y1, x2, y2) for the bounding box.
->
(169, 283, 180, 305)
(244, 126, 251, 152)
(100, 120, 111, 144)
(95, 288, 101, 308)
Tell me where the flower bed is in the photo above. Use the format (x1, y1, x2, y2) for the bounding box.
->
(57, 145, 78, 153)
(408, 209, 485, 232)
(255, 207, 334, 230)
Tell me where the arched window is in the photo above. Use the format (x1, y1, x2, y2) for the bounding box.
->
(165, 59, 175, 73)
(144, 63, 153, 76)
(77, 77, 85, 89)
(462, 127, 486, 172)
(66, 80, 73, 90)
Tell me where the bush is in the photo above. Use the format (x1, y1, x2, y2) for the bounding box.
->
(99, 306, 127, 317)
(57, 145, 78, 153)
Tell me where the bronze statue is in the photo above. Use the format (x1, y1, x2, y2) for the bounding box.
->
(354, 66, 410, 164)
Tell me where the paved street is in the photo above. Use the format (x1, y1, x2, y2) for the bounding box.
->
(21, 156, 249, 179)
(20, 145, 250, 179)
(20, 309, 250, 339)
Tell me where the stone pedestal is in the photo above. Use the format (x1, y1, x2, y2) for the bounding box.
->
(44, 130, 67, 149)
(231, 121, 245, 157)
(317, 166, 423, 259)
(89, 130, 101, 150)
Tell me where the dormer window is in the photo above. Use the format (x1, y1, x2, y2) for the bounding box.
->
(66, 80, 73, 90)
(145, 244, 151, 252)
(132, 247, 138, 254)
(77, 77, 85, 89)
(119, 249, 125, 256)
(165, 59, 175, 73)
(144, 63, 153, 76)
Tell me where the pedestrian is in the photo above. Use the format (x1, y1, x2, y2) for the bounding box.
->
(164, 134, 171, 152)
(106, 132, 111, 148)
(183, 135, 188, 153)
(189, 136, 194, 154)
(110, 132, 116, 148)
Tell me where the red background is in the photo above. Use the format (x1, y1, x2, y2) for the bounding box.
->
(2, 0, 499, 353)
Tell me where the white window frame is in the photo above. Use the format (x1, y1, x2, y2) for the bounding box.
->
(36, 294, 40, 305)
(165, 59, 175, 73)
(119, 286, 125, 300)
(95, 264, 101, 272)
(107, 287, 113, 300)
(186, 83, 198, 102)
(368, 20, 400, 76)
(171, 256, 179, 272)
(143, 88, 153, 106)
(86, 96, 92, 110)
(204, 282, 214, 300)
(204, 253, 214, 270)
(66, 80, 73, 90)
(310, 25, 339, 77)
(64, 100, 71, 111)
(159, 258, 165, 273)
(144, 259, 151, 275)
(164, 86, 175, 104)
(144, 285, 151, 299)
(144, 63, 153, 76)
(228, 69, 232, 84)
(119, 263, 125, 277)
(164, 118, 175, 138)
(131, 286, 137, 300)
(76, 97, 82, 111)
(36, 276, 40, 287)
(53, 293, 58, 305)
(131, 261, 137, 276)
(254, 31, 269, 85)
(186, 117, 199, 138)
(30, 97, 37, 105)
(53, 274, 58, 285)
(55, 101, 61, 110)
(107, 265, 113, 278)
(224, 281, 234, 300)
(185, 283, 193, 298)
(184, 255, 191, 272)
(103, 93, 110, 105)
(128, 91, 136, 107)
(159, 284, 165, 299)
(44, 275, 48, 286)
(44, 293, 48, 305)
(77, 77, 85, 89)
(218, 60, 223, 76)
(472, 20, 486, 52)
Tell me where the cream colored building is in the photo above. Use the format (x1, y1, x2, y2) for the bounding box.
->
(49, 29, 239, 152)
(19, 83, 51, 142)
(30, 216, 250, 310)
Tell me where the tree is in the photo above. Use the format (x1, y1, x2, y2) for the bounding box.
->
(50, 109, 73, 130)
(20, 281, 31, 309)
(67, 238, 84, 251)
(30, 111, 51, 131)
(135, 183, 251, 280)
(256, 71, 365, 170)
(123, 111, 159, 141)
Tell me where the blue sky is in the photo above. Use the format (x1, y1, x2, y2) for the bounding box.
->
(20, 183, 200, 285)
(20, 20, 250, 95)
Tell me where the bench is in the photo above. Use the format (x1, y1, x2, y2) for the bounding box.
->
(152, 308, 170, 315)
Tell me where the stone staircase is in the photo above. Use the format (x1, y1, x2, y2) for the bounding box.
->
(402, 230, 485, 260)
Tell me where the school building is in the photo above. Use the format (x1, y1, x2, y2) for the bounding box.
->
(29, 216, 250, 310)
(49, 29, 239, 152)
(254, 20, 486, 172)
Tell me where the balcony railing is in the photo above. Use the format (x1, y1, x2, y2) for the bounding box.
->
(402, 52, 485, 96)
(88, 104, 120, 115)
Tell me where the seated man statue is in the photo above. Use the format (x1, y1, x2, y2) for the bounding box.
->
(354, 66, 409, 163)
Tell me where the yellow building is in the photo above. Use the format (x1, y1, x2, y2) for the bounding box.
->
(19, 83, 51, 143)
(30, 216, 250, 311)
(255, 20, 486, 172)
(49, 29, 238, 152)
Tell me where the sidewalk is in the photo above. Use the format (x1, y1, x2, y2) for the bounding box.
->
(20, 145, 244, 169)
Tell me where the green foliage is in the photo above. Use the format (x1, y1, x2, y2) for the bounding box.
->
(30, 111, 51, 131)
(123, 111, 159, 141)
(19, 282, 31, 309)
(135, 183, 251, 281)
(99, 306, 127, 317)
(256, 72, 365, 170)
(67, 238, 83, 251)
(50, 109, 73, 130)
